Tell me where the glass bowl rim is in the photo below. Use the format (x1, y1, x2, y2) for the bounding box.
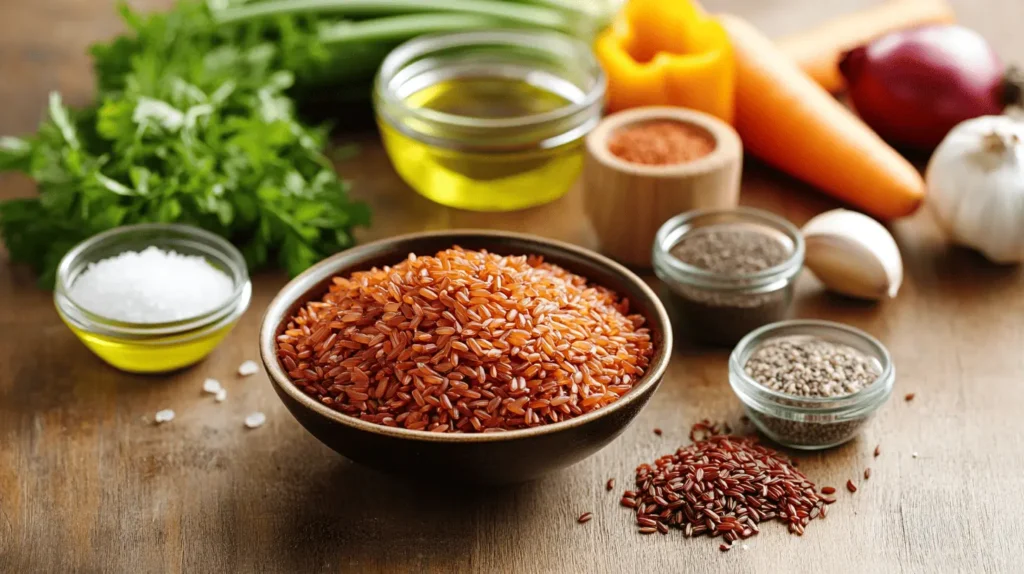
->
(55, 223, 250, 336)
(728, 319, 895, 417)
(653, 207, 805, 293)
(374, 28, 606, 133)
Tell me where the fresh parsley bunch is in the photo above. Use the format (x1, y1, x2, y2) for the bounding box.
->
(0, 2, 369, 288)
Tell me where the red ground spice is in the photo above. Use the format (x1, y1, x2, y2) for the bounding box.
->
(607, 120, 716, 165)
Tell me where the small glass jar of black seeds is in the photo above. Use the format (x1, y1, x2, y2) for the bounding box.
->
(652, 207, 804, 346)
(728, 320, 895, 450)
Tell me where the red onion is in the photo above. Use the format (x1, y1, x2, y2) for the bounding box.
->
(839, 25, 1016, 151)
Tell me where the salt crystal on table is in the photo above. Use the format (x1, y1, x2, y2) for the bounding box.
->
(244, 412, 266, 429)
(202, 378, 222, 394)
(238, 360, 259, 376)
(154, 409, 175, 424)
(215, 389, 227, 402)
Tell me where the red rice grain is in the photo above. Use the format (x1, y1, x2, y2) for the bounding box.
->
(905, 393, 915, 402)
(864, 467, 872, 480)
(606, 478, 615, 491)
(623, 435, 829, 544)
(688, 419, 731, 442)
(578, 512, 594, 524)
(653, 428, 663, 436)
(276, 248, 654, 433)
(874, 444, 881, 457)
(846, 479, 858, 493)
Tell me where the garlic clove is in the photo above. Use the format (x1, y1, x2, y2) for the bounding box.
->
(801, 209, 903, 300)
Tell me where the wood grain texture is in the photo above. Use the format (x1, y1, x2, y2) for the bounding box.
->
(3, 1, 1024, 572)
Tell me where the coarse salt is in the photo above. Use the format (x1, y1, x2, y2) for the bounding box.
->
(244, 412, 266, 429)
(69, 246, 234, 323)
(202, 378, 222, 394)
(238, 360, 259, 376)
(215, 388, 227, 402)
(154, 409, 175, 424)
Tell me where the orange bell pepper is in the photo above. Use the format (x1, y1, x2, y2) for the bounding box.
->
(595, 0, 735, 123)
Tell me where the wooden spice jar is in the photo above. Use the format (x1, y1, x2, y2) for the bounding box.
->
(583, 106, 743, 267)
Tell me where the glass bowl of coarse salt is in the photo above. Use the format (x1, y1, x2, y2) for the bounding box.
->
(55, 223, 251, 373)
(728, 320, 895, 450)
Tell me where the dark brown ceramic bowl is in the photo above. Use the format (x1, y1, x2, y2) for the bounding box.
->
(259, 230, 673, 484)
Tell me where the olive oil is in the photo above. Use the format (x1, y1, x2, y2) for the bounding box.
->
(64, 320, 238, 374)
(379, 75, 589, 211)
(408, 77, 572, 118)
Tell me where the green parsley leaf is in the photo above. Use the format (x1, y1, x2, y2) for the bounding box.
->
(1, 1, 368, 288)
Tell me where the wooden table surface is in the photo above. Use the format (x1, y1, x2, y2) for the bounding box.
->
(3, 1, 1024, 572)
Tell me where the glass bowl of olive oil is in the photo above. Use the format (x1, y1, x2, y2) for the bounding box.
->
(54, 224, 251, 374)
(374, 30, 605, 212)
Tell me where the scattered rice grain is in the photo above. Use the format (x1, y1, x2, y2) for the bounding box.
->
(202, 378, 222, 394)
(244, 412, 267, 429)
(623, 435, 826, 546)
(154, 409, 175, 424)
(238, 360, 260, 377)
(688, 419, 731, 442)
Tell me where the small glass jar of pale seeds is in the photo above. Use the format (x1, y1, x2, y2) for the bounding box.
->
(728, 320, 895, 450)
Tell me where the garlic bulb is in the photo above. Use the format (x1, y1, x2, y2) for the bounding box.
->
(926, 115, 1024, 263)
(801, 209, 903, 300)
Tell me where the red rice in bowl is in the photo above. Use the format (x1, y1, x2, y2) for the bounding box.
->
(276, 247, 655, 433)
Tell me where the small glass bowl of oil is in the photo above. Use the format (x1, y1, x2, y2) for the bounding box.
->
(54, 224, 251, 374)
(374, 30, 605, 212)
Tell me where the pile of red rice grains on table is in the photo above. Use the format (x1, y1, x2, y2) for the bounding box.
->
(620, 432, 832, 546)
(276, 248, 654, 433)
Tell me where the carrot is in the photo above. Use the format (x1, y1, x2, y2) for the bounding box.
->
(720, 14, 925, 219)
(778, 0, 956, 93)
